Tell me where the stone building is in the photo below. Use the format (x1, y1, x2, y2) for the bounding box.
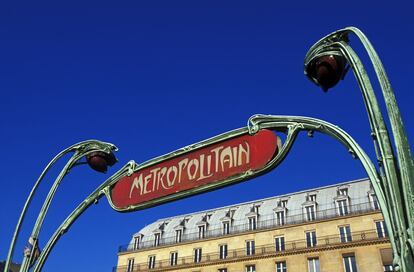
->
(114, 178, 393, 272)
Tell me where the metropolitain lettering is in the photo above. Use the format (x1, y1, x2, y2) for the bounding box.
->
(129, 142, 250, 198)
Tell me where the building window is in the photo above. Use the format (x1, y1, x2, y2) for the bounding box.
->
(198, 225, 206, 239)
(154, 233, 160, 247)
(339, 225, 352, 243)
(309, 194, 317, 202)
(246, 265, 256, 272)
(148, 255, 156, 269)
(308, 257, 320, 272)
(281, 199, 288, 207)
(369, 194, 380, 210)
(222, 221, 230, 235)
(306, 231, 317, 248)
(170, 252, 178, 266)
(246, 240, 255, 256)
(376, 221, 388, 238)
(219, 244, 228, 259)
(275, 236, 285, 251)
(338, 188, 348, 196)
(127, 258, 134, 272)
(276, 210, 286, 225)
(337, 199, 349, 216)
(305, 205, 316, 221)
(276, 261, 287, 272)
(133, 236, 140, 250)
(248, 216, 257, 230)
(343, 254, 358, 272)
(175, 229, 182, 243)
(218, 269, 228, 272)
(194, 248, 202, 263)
(383, 265, 393, 272)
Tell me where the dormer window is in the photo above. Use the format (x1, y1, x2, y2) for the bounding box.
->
(154, 232, 161, 247)
(248, 216, 257, 231)
(337, 199, 349, 216)
(275, 210, 286, 225)
(274, 199, 288, 226)
(309, 194, 316, 202)
(133, 235, 142, 250)
(305, 205, 316, 221)
(338, 188, 348, 196)
(175, 229, 183, 243)
(222, 221, 230, 235)
(369, 193, 379, 210)
(198, 225, 206, 239)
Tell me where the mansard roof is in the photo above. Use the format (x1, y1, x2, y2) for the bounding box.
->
(130, 178, 373, 243)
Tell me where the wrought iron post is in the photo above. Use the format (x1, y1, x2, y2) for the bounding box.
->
(3, 140, 117, 272)
(304, 27, 414, 271)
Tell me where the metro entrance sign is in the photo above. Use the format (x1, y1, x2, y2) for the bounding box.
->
(109, 129, 279, 211)
(6, 28, 414, 272)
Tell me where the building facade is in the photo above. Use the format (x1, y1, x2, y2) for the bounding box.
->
(114, 178, 393, 272)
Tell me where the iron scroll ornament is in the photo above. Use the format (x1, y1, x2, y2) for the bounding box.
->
(31, 114, 393, 272)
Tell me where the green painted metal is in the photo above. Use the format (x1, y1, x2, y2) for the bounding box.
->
(27, 115, 393, 272)
(304, 27, 414, 271)
(3, 140, 117, 272)
(6, 27, 413, 272)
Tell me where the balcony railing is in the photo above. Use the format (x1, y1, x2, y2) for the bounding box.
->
(113, 229, 388, 272)
(118, 201, 379, 253)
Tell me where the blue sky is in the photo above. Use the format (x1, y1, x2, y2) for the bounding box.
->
(0, 1, 413, 271)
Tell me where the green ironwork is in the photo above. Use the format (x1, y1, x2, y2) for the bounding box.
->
(5, 27, 412, 272)
(3, 140, 117, 272)
(19, 114, 395, 272)
(304, 27, 414, 271)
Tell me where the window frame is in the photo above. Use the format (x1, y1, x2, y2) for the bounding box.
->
(148, 255, 156, 269)
(170, 251, 178, 266)
(339, 225, 352, 243)
(306, 231, 317, 248)
(276, 261, 287, 272)
(275, 235, 285, 252)
(307, 257, 320, 272)
(246, 240, 255, 256)
(194, 248, 202, 263)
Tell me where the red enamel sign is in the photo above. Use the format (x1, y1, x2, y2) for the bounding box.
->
(110, 129, 279, 210)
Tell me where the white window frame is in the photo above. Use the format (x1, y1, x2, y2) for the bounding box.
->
(175, 229, 182, 243)
(198, 225, 206, 239)
(127, 258, 135, 272)
(336, 199, 349, 216)
(170, 251, 178, 266)
(219, 244, 228, 259)
(245, 264, 256, 272)
(148, 255, 156, 269)
(276, 210, 286, 225)
(339, 225, 352, 243)
(306, 231, 317, 248)
(222, 221, 230, 235)
(376, 220, 388, 238)
(343, 254, 357, 272)
(308, 257, 320, 272)
(133, 236, 140, 250)
(369, 193, 380, 210)
(305, 205, 316, 221)
(194, 248, 202, 263)
(248, 216, 257, 231)
(276, 261, 287, 272)
(246, 240, 255, 256)
(338, 188, 348, 196)
(154, 233, 160, 247)
(275, 235, 285, 251)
